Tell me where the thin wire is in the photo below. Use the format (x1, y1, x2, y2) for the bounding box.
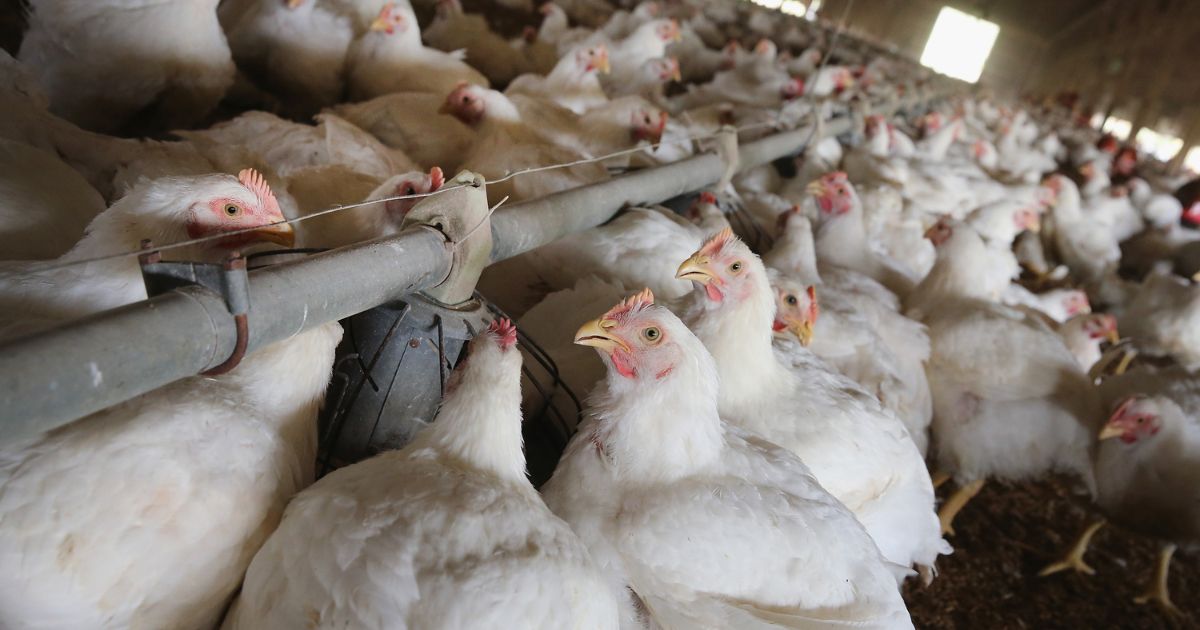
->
(453, 196, 509, 246)
(7, 30, 867, 281)
(6, 183, 472, 276)
(797, 0, 858, 151)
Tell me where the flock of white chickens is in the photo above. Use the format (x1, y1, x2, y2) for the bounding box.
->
(0, 0, 1197, 627)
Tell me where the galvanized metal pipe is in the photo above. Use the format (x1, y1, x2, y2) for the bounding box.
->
(0, 229, 452, 435)
(0, 92, 942, 438)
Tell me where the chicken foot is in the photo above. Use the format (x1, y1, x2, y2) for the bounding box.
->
(1134, 544, 1184, 618)
(937, 479, 985, 536)
(1038, 519, 1105, 577)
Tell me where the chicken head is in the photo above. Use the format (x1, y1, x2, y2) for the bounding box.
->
(370, 3, 407, 34)
(806, 171, 856, 216)
(384, 166, 445, 222)
(773, 283, 819, 346)
(675, 228, 760, 304)
(577, 45, 610, 75)
(1061, 290, 1091, 317)
(654, 19, 682, 43)
(183, 168, 293, 251)
(574, 288, 686, 381)
(440, 83, 487, 125)
(631, 109, 668, 144)
(924, 216, 954, 246)
(1100, 396, 1165, 444)
(1080, 313, 1119, 344)
(780, 76, 806, 100)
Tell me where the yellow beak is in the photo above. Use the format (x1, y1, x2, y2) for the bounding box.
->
(1105, 329, 1120, 345)
(250, 222, 296, 247)
(670, 63, 682, 82)
(805, 180, 827, 197)
(574, 318, 628, 352)
(1097, 423, 1124, 441)
(786, 317, 815, 346)
(370, 16, 391, 31)
(1026, 215, 1042, 233)
(676, 254, 715, 283)
(597, 51, 611, 75)
(287, 0, 304, 7)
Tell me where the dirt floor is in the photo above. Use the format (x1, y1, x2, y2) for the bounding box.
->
(904, 475, 1198, 629)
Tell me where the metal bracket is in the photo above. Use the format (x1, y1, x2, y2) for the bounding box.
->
(402, 170, 492, 306)
(138, 241, 250, 375)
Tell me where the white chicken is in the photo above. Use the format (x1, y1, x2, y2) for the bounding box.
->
(0, 321, 342, 630)
(1042, 367, 1200, 616)
(506, 43, 611, 114)
(219, 0, 382, 113)
(764, 211, 934, 455)
(676, 230, 948, 576)
(333, 91, 476, 172)
(1057, 312, 1119, 372)
(807, 172, 920, 296)
(18, 0, 235, 135)
(1042, 174, 1121, 285)
(422, 0, 531, 85)
(438, 83, 608, 204)
(346, 2, 489, 100)
(226, 319, 619, 629)
(0, 137, 106, 260)
(543, 289, 915, 629)
(0, 169, 294, 338)
(0, 171, 336, 628)
(906, 219, 1099, 535)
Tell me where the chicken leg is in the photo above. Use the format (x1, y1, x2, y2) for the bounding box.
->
(938, 479, 985, 536)
(930, 470, 951, 489)
(1038, 519, 1105, 577)
(1134, 544, 1183, 618)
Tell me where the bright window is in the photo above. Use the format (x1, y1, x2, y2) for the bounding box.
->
(1184, 147, 1200, 175)
(1089, 113, 1104, 129)
(919, 7, 999, 83)
(1134, 128, 1183, 161)
(780, 0, 806, 17)
(806, 0, 821, 19)
(1102, 117, 1132, 141)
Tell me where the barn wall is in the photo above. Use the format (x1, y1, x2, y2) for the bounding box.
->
(818, 0, 1048, 96)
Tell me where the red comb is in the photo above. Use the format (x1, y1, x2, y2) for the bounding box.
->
(698, 191, 718, 205)
(806, 285, 819, 320)
(699, 226, 735, 256)
(486, 318, 518, 350)
(237, 168, 281, 217)
(603, 288, 655, 321)
(429, 166, 444, 191)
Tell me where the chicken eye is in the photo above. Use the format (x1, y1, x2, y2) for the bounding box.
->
(641, 327, 662, 343)
(785, 295, 798, 306)
(1136, 417, 1145, 424)
(729, 261, 743, 273)
(404, 185, 415, 195)
(223, 203, 241, 217)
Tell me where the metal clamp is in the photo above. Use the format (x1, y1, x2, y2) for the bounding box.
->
(138, 241, 251, 375)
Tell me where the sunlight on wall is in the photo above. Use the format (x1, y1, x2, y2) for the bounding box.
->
(1135, 128, 1183, 161)
(919, 7, 999, 83)
(780, 0, 806, 17)
(1102, 117, 1132, 141)
(1184, 147, 1200, 175)
(744, 0, 818, 21)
